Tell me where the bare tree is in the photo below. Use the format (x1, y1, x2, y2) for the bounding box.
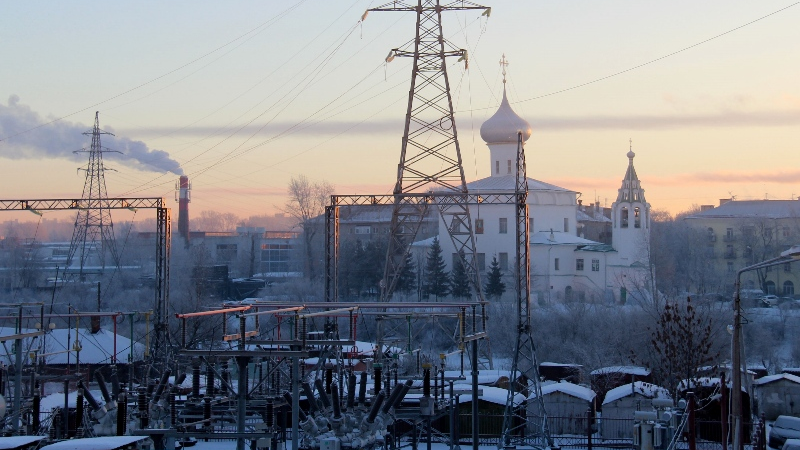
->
(282, 175, 333, 280)
(193, 210, 241, 232)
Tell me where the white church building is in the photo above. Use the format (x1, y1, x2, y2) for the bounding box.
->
(435, 83, 653, 305)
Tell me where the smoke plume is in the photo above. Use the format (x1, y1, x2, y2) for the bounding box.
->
(0, 95, 183, 175)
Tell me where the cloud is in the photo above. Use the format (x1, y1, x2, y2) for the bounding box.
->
(0, 96, 183, 174)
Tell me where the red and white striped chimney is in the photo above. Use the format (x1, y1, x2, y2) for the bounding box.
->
(177, 175, 191, 243)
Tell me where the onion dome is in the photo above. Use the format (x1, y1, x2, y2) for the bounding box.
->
(479, 88, 532, 144)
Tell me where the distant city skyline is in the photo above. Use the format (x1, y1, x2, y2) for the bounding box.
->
(1, 0, 799, 224)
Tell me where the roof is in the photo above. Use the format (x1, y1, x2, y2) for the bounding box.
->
(457, 385, 525, 407)
(686, 200, 800, 220)
(678, 376, 747, 392)
(603, 381, 671, 405)
(577, 208, 611, 223)
(591, 366, 650, 376)
(753, 373, 800, 386)
(0, 436, 46, 450)
(479, 87, 532, 144)
(533, 381, 596, 402)
(576, 243, 616, 253)
(540, 362, 583, 368)
(466, 175, 575, 194)
(530, 231, 599, 246)
(40, 437, 150, 450)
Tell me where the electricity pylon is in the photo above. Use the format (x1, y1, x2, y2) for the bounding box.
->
(67, 112, 120, 279)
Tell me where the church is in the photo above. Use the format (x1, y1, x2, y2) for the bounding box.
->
(434, 78, 653, 305)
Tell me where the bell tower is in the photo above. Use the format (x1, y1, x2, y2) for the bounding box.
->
(611, 142, 650, 265)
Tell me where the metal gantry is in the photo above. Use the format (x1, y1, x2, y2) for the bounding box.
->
(0, 197, 171, 369)
(366, 0, 489, 304)
(67, 112, 121, 278)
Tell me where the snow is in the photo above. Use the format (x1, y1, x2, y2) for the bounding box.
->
(540, 362, 582, 368)
(457, 385, 525, 406)
(0, 436, 46, 449)
(590, 366, 650, 376)
(40, 389, 106, 411)
(40, 436, 149, 450)
(678, 377, 747, 392)
(603, 381, 671, 405)
(532, 381, 596, 402)
(0, 327, 144, 365)
(754, 373, 800, 386)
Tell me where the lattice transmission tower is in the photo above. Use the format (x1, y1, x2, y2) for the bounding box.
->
(368, 0, 490, 304)
(67, 112, 120, 279)
(500, 133, 553, 449)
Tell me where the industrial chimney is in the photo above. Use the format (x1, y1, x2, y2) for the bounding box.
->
(176, 175, 191, 246)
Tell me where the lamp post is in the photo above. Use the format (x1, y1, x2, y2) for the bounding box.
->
(731, 245, 800, 450)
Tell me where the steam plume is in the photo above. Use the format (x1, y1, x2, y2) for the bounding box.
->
(0, 95, 183, 175)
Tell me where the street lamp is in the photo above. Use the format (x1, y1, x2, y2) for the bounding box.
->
(731, 245, 800, 450)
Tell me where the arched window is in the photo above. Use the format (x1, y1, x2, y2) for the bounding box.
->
(634, 207, 641, 228)
(621, 207, 629, 228)
(764, 281, 776, 295)
(783, 281, 794, 296)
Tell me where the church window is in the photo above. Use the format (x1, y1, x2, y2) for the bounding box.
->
(634, 207, 641, 228)
(576, 259, 584, 271)
(477, 253, 486, 271)
(621, 207, 629, 228)
(499, 218, 508, 234)
(591, 259, 600, 272)
(495, 160, 500, 175)
(563, 218, 569, 233)
(475, 218, 484, 234)
(499, 253, 509, 271)
(507, 160, 512, 174)
(554, 258, 560, 271)
(765, 280, 776, 295)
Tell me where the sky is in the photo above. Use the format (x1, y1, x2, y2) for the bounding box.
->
(1, 0, 799, 226)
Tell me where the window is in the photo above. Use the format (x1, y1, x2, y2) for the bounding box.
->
(477, 253, 486, 272)
(726, 228, 734, 239)
(475, 218, 484, 234)
(354, 226, 371, 234)
(765, 281, 776, 295)
(727, 262, 734, 273)
(576, 259, 584, 271)
(563, 218, 569, 233)
(216, 243, 238, 263)
(451, 217, 461, 233)
(554, 258, 560, 271)
(621, 207, 628, 228)
(495, 160, 500, 174)
(499, 218, 508, 234)
(784, 281, 794, 296)
(499, 253, 509, 271)
(507, 160, 512, 174)
(634, 207, 641, 228)
(591, 259, 600, 272)
(261, 243, 293, 272)
(785, 263, 792, 273)
(528, 217, 534, 234)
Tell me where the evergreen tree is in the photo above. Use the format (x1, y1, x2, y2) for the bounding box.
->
(484, 255, 506, 300)
(423, 237, 450, 301)
(450, 253, 472, 299)
(395, 250, 417, 294)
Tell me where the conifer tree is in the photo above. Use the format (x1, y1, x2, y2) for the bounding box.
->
(450, 253, 472, 300)
(484, 255, 506, 300)
(423, 237, 450, 301)
(395, 250, 417, 295)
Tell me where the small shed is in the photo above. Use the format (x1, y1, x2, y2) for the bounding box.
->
(601, 381, 671, 439)
(440, 386, 525, 438)
(590, 366, 652, 406)
(39, 436, 152, 450)
(753, 373, 800, 420)
(529, 381, 597, 435)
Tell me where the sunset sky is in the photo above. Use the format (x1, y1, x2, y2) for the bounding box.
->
(2, 0, 799, 226)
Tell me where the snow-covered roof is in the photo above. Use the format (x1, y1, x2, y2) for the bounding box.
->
(457, 385, 525, 406)
(540, 362, 582, 368)
(40, 436, 150, 450)
(0, 436, 46, 449)
(532, 381, 596, 402)
(445, 370, 507, 386)
(603, 381, 671, 405)
(530, 231, 599, 246)
(465, 175, 575, 194)
(686, 200, 800, 220)
(576, 208, 611, 223)
(753, 373, 800, 386)
(0, 327, 144, 365)
(591, 366, 650, 376)
(678, 376, 747, 392)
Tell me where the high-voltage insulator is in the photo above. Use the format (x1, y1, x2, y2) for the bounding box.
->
(423, 365, 431, 397)
(116, 393, 127, 436)
(152, 369, 171, 404)
(346, 373, 357, 410)
(191, 363, 201, 399)
(381, 383, 406, 415)
(206, 363, 215, 396)
(396, 380, 412, 406)
(325, 367, 333, 394)
(110, 371, 121, 398)
(366, 392, 385, 424)
(203, 397, 212, 429)
(373, 364, 382, 396)
(169, 390, 177, 426)
(283, 392, 307, 422)
(314, 379, 331, 409)
(302, 382, 318, 413)
(32, 387, 41, 432)
(175, 373, 187, 387)
(358, 372, 367, 406)
(265, 397, 275, 428)
(95, 372, 112, 404)
(79, 381, 102, 412)
(330, 383, 342, 420)
(138, 388, 148, 429)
